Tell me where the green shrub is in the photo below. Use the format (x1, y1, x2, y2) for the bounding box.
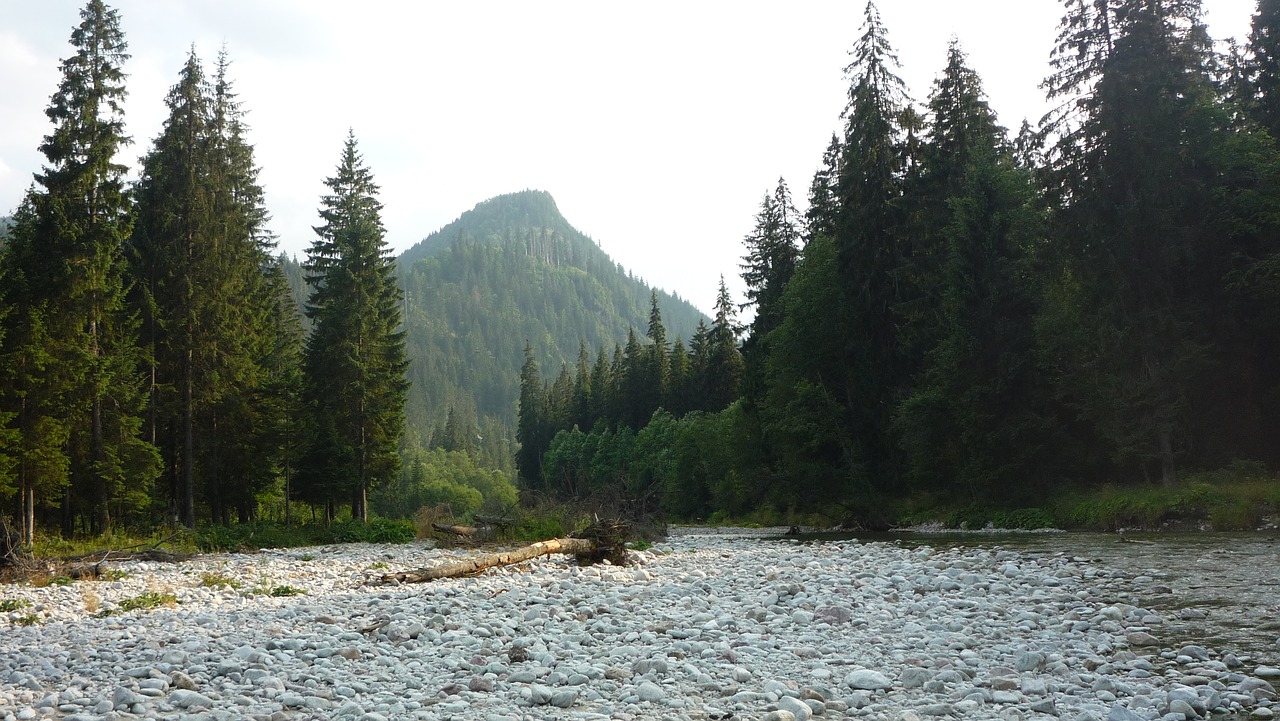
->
(0, 599, 31, 612)
(991, 508, 1056, 530)
(115, 591, 178, 613)
(199, 572, 242, 590)
(14, 613, 40, 626)
(252, 585, 306, 597)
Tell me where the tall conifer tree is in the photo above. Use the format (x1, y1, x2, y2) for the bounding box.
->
(1, 0, 158, 535)
(300, 133, 409, 521)
(835, 0, 912, 492)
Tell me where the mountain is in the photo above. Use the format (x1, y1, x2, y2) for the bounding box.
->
(395, 190, 708, 466)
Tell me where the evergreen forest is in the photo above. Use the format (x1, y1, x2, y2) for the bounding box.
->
(3, 0, 1280, 542)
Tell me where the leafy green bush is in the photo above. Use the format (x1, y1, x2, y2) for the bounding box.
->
(991, 508, 1056, 530)
(115, 591, 178, 613)
(252, 585, 306, 597)
(0, 599, 31, 612)
(199, 572, 241, 590)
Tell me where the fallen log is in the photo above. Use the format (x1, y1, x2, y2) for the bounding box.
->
(380, 537, 597, 584)
(430, 523, 478, 537)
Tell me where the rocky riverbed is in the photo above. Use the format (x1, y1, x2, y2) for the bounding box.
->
(2, 528, 1278, 721)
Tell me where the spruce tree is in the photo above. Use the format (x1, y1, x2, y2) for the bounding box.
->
(893, 42, 1051, 499)
(705, 277, 744, 412)
(1038, 0, 1260, 485)
(1248, 0, 1280, 136)
(516, 342, 548, 485)
(835, 0, 912, 493)
(133, 48, 283, 525)
(2, 0, 158, 535)
(301, 133, 408, 521)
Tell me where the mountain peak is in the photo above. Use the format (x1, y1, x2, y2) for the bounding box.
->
(399, 190, 579, 268)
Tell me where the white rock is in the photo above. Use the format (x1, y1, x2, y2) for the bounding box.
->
(845, 669, 892, 690)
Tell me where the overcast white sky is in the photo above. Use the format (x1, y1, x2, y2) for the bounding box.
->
(0, 1, 1258, 314)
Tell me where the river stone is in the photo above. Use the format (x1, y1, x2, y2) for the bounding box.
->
(1125, 632, 1159, 647)
(1177, 645, 1210, 661)
(549, 689, 577, 708)
(777, 695, 812, 721)
(762, 712, 797, 721)
(111, 686, 142, 709)
(1029, 699, 1057, 716)
(845, 670, 891, 690)
(527, 685, 553, 705)
(900, 668, 933, 689)
(1168, 699, 1200, 718)
(169, 689, 216, 708)
(1256, 667, 1280, 679)
(1108, 703, 1145, 721)
(1016, 652, 1046, 672)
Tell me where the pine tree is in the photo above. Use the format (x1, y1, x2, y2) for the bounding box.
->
(893, 42, 1053, 500)
(2, 0, 158, 535)
(834, 0, 912, 493)
(300, 132, 408, 521)
(516, 342, 548, 485)
(132, 47, 282, 525)
(1248, 0, 1280, 136)
(705, 277, 744, 412)
(1038, 0, 1250, 486)
(807, 134, 842, 239)
(644, 291, 669, 416)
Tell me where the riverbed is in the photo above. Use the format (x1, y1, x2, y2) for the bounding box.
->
(1, 528, 1277, 721)
(823, 530, 1280, 669)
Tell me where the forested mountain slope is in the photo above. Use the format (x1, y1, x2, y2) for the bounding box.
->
(394, 191, 706, 463)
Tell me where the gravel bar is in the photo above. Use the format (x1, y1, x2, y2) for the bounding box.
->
(2, 528, 1278, 721)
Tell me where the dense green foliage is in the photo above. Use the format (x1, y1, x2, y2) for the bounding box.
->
(131, 48, 292, 527)
(4, 0, 1280, 542)
(397, 190, 706, 468)
(519, 0, 1280, 528)
(299, 134, 410, 523)
(0, 0, 158, 541)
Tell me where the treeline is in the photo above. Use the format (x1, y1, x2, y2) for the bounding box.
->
(515, 285, 744, 491)
(0, 1, 408, 541)
(520, 0, 1280, 523)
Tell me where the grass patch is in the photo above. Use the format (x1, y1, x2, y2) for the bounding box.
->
(115, 591, 179, 613)
(198, 572, 242, 590)
(13, 613, 40, 626)
(0, 599, 31, 612)
(31, 529, 198, 558)
(1052, 463, 1279, 531)
(251, 585, 306, 597)
(98, 569, 129, 581)
(194, 518, 415, 553)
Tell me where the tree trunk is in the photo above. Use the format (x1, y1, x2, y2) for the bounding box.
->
(1159, 428, 1177, 489)
(23, 485, 35, 547)
(182, 350, 195, 528)
(380, 537, 597, 584)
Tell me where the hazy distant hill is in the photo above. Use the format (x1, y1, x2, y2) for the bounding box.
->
(395, 190, 708, 464)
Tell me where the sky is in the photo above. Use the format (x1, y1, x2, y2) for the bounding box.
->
(0, 1, 1259, 315)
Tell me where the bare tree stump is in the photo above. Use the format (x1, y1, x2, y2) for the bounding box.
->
(380, 537, 597, 584)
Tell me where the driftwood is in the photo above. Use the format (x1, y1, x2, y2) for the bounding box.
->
(0, 517, 25, 569)
(381, 537, 597, 584)
(430, 523, 478, 538)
